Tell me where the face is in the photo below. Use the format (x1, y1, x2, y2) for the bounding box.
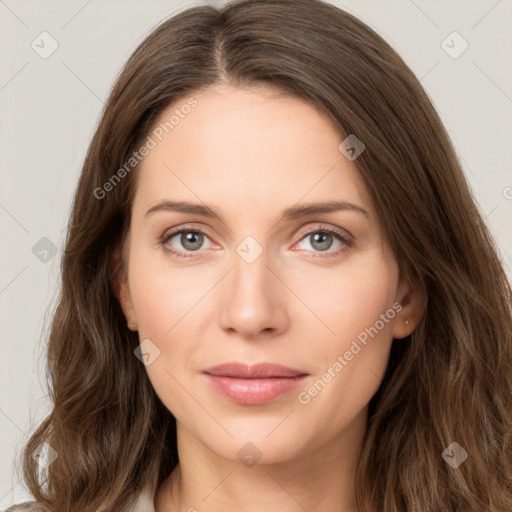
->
(117, 84, 416, 465)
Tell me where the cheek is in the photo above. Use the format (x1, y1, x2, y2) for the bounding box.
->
(127, 246, 216, 397)
(127, 255, 204, 414)
(334, 262, 397, 343)
(294, 252, 399, 423)
(128, 242, 214, 339)
(291, 249, 399, 351)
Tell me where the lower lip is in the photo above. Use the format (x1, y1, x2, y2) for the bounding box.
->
(204, 374, 308, 405)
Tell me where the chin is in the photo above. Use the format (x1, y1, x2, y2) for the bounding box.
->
(196, 425, 308, 466)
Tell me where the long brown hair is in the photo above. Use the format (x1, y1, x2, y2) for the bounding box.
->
(16, 0, 512, 510)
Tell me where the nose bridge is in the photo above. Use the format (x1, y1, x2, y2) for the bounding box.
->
(218, 238, 287, 337)
(232, 246, 270, 299)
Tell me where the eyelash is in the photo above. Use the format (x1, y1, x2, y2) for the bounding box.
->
(159, 224, 352, 260)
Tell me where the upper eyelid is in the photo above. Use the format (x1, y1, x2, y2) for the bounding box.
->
(294, 223, 352, 240)
(162, 223, 216, 242)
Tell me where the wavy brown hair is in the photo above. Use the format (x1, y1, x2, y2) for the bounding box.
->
(14, 0, 512, 510)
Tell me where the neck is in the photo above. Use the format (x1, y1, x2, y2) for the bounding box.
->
(155, 407, 368, 512)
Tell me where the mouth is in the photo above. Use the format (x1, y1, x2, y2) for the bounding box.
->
(202, 362, 309, 405)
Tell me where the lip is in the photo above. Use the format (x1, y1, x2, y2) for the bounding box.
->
(202, 362, 309, 405)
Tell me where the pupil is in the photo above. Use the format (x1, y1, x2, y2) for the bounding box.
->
(312, 232, 332, 251)
(182, 231, 203, 250)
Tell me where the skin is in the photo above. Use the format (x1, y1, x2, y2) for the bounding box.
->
(116, 84, 424, 512)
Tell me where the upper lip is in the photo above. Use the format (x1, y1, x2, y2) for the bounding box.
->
(203, 362, 308, 379)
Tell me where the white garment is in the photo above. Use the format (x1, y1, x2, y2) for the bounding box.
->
(133, 484, 157, 511)
(2, 484, 156, 512)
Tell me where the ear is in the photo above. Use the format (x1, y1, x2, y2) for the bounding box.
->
(392, 272, 426, 340)
(110, 242, 138, 332)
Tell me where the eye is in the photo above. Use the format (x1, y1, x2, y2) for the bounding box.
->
(160, 224, 352, 260)
(161, 227, 214, 259)
(293, 225, 352, 258)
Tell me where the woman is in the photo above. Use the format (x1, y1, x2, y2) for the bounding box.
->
(7, 0, 512, 510)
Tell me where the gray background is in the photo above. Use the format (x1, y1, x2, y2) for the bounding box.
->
(1, 0, 511, 507)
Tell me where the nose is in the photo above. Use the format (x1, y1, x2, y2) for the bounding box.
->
(218, 250, 289, 340)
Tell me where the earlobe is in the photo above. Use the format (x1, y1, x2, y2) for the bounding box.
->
(393, 316, 412, 340)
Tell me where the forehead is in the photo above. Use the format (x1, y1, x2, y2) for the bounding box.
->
(133, 84, 371, 219)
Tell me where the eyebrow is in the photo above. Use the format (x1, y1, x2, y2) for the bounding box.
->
(145, 200, 369, 221)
